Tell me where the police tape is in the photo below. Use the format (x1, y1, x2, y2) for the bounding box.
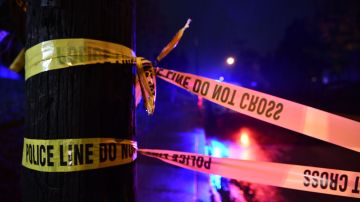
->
(156, 68, 360, 153)
(23, 19, 192, 114)
(24, 38, 156, 114)
(139, 148, 360, 199)
(156, 19, 191, 63)
(24, 19, 192, 80)
(16, 18, 360, 198)
(22, 138, 137, 172)
(25, 38, 135, 80)
(21, 138, 360, 198)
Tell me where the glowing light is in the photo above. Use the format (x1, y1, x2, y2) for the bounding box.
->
(0, 30, 9, 42)
(0, 65, 21, 80)
(322, 76, 329, 84)
(237, 128, 251, 147)
(209, 140, 228, 157)
(207, 139, 229, 190)
(219, 76, 224, 82)
(213, 147, 222, 157)
(250, 81, 257, 87)
(210, 175, 222, 189)
(197, 96, 203, 109)
(240, 133, 250, 147)
(226, 57, 235, 65)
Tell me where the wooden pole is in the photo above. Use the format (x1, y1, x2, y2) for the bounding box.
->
(22, 0, 136, 201)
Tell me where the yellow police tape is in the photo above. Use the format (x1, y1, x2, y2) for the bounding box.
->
(22, 19, 191, 114)
(25, 38, 136, 80)
(25, 38, 156, 114)
(156, 19, 191, 62)
(22, 138, 137, 172)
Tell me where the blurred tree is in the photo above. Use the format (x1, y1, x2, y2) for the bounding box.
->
(274, 0, 360, 90)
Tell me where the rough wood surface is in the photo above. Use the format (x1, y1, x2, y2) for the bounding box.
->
(23, 0, 136, 201)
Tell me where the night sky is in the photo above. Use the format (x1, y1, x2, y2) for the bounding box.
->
(138, 0, 315, 69)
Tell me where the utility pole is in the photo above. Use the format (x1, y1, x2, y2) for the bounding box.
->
(22, 0, 136, 201)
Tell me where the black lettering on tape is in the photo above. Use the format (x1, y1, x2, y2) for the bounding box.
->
(109, 143, 116, 161)
(100, 143, 107, 162)
(329, 173, 339, 191)
(30, 145, 35, 164)
(173, 155, 211, 170)
(196, 157, 204, 168)
(47, 145, 54, 166)
(23, 139, 136, 171)
(220, 87, 230, 103)
(340, 174, 348, 192)
(312, 171, 319, 188)
(228, 90, 236, 106)
(200, 82, 210, 96)
(74, 144, 84, 165)
(191, 155, 196, 166)
(157, 68, 166, 77)
(179, 155, 186, 164)
(212, 84, 232, 105)
(26, 144, 30, 163)
(273, 103, 283, 120)
(257, 98, 267, 115)
(35, 145, 40, 165)
(212, 85, 236, 105)
(39, 145, 46, 166)
(193, 79, 202, 93)
(60, 145, 67, 166)
(248, 95, 259, 112)
(148, 152, 169, 159)
(29, 144, 33, 164)
(172, 154, 178, 162)
(99, 143, 116, 162)
(193, 80, 209, 96)
(122, 144, 135, 160)
(172, 74, 190, 89)
(352, 176, 360, 194)
(304, 169, 311, 187)
(303, 169, 351, 192)
(170, 72, 177, 81)
(265, 100, 275, 118)
(238, 92, 283, 121)
(320, 172, 329, 189)
(185, 155, 190, 165)
(68, 145, 73, 166)
(212, 85, 222, 100)
(175, 74, 184, 86)
(239, 93, 249, 109)
(121, 144, 128, 159)
(204, 157, 211, 169)
(183, 77, 190, 89)
(85, 144, 93, 164)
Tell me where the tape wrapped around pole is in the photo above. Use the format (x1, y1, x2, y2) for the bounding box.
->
(22, 138, 137, 172)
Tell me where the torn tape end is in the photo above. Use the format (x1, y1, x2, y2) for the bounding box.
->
(185, 18, 192, 29)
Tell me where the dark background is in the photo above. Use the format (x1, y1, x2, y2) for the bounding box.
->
(1, 0, 360, 201)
